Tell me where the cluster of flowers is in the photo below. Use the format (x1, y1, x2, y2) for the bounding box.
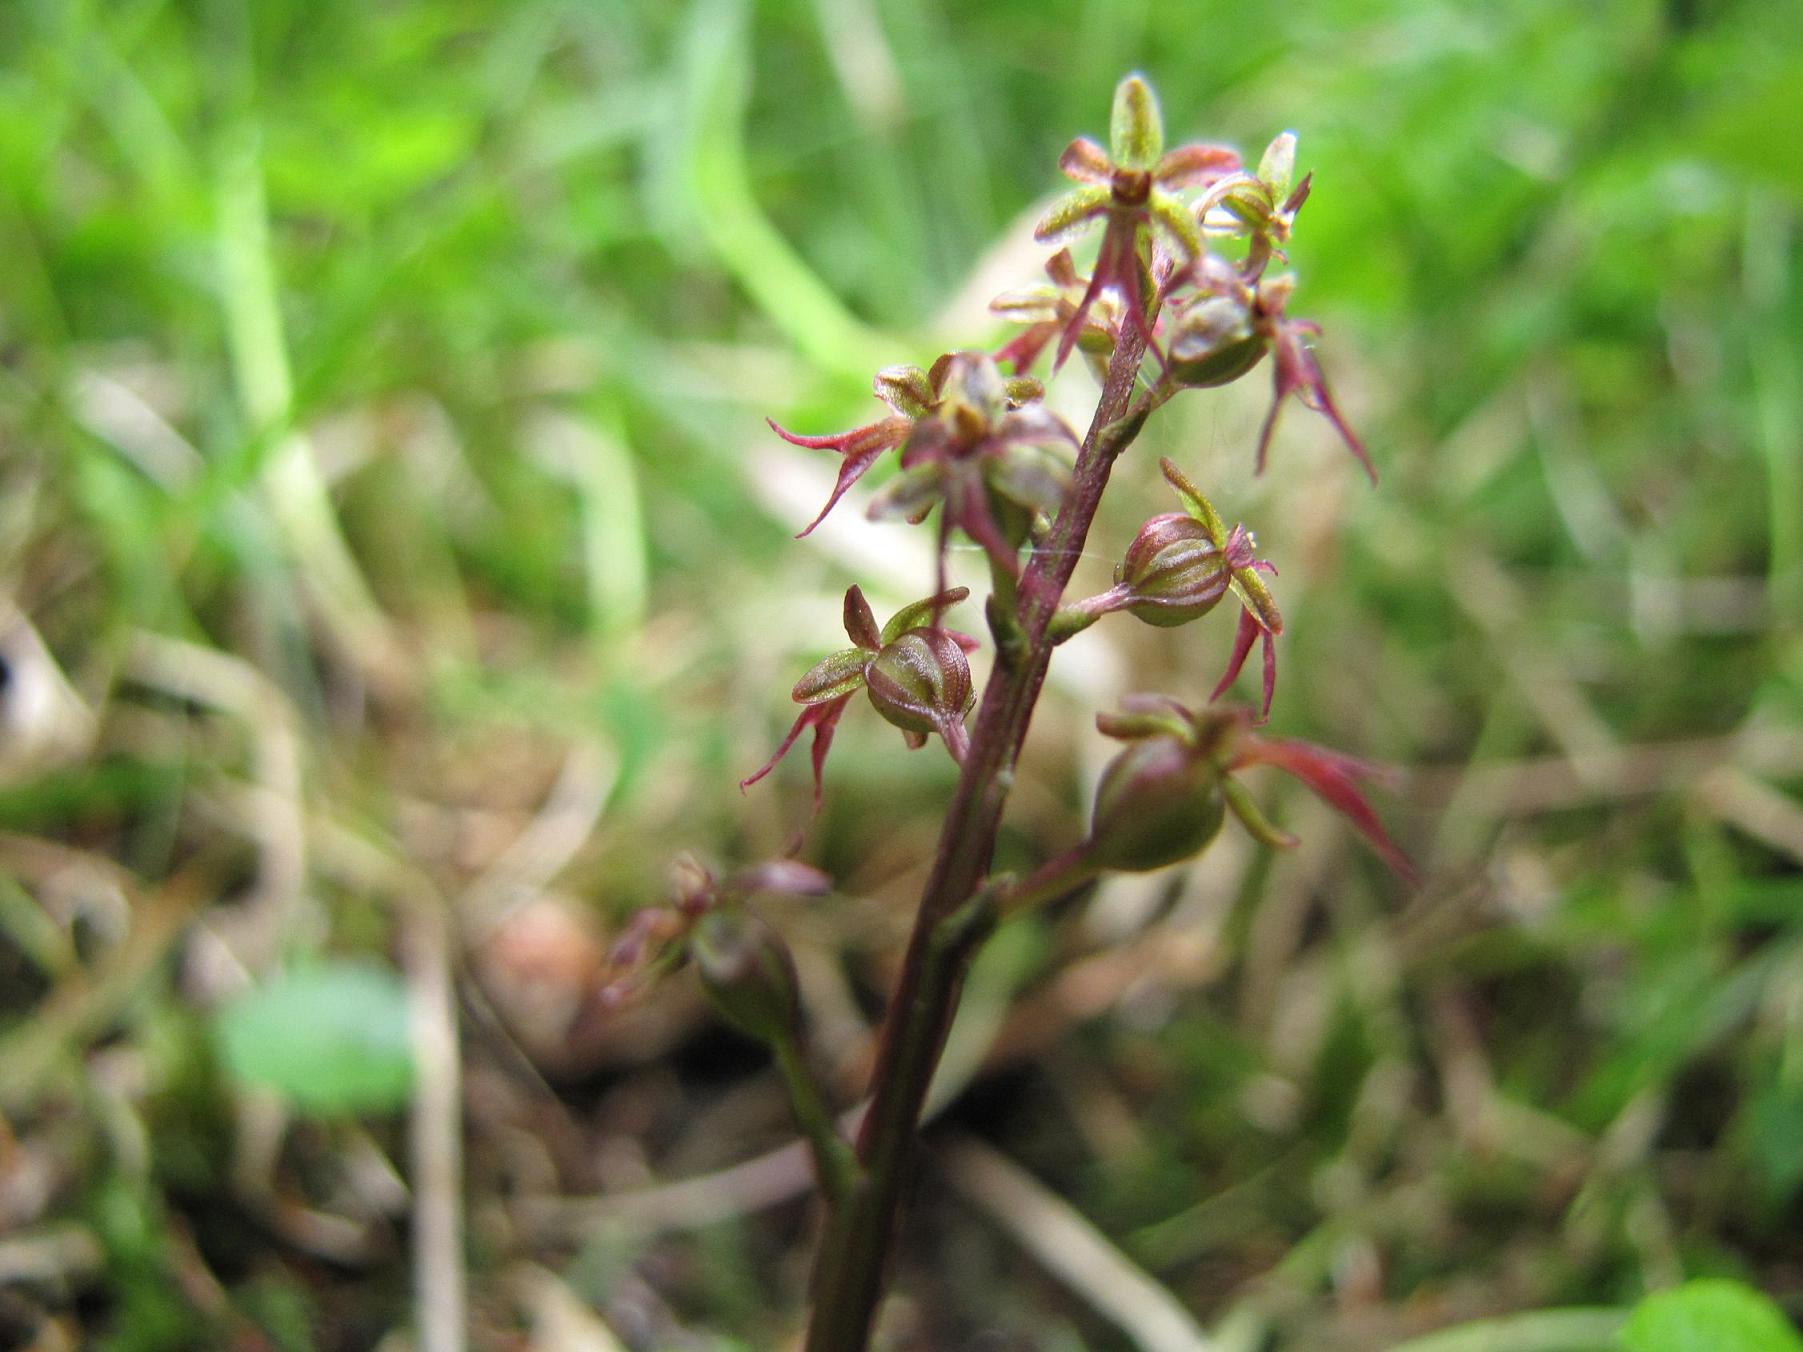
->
(743, 76, 1405, 882)
(608, 75, 1415, 1041)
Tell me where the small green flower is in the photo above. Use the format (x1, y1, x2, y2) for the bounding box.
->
(866, 352, 1077, 581)
(1079, 696, 1416, 880)
(1054, 459, 1284, 719)
(1032, 74, 1240, 369)
(989, 248, 1120, 376)
(741, 585, 979, 810)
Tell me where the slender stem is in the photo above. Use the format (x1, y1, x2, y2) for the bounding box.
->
(803, 323, 1152, 1351)
(999, 845, 1101, 918)
(1049, 582, 1133, 642)
(773, 1036, 857, 1207)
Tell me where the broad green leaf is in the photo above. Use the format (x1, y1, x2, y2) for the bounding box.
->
(216, 960, 414, 1115)
(1621, 1280, 1803, 1352)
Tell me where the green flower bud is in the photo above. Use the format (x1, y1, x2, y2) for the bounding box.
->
(985, 439, 1074, 521)
(691, 911, 801, 1046)
(1169, 293, 1267, 389)
(864, 628, 974, 740)
(1086, 736, 1226, 872)
(1116, 513, 1233, 626)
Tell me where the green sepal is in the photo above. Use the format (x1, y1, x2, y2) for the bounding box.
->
(1109, 74, 1164, 170)
(880, 586, 970, 645)
(1221, 775, 1297, 850)
(1002, 375, 1045, 407)
(1034, 186, 1110, 244)
(1149, 193, 1204, 260)
(1228, 569, 1283, 635)
(791, 647, 870, 704)
(1095, 707, 1191, 743)
(1257, 131, 1298, 200)
(874, 364, 935, 419)
(990, 286, 1060, 321)
(1159, 458, 1229, 544)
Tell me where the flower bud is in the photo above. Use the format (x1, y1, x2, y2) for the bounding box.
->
(1169, 292, 1267, 389)
(864, 628, 973, 739)
(1115, 513, 1233, 626)
(691, 911, 801, 1046)
(1211, 175, 1279, 234)
(1085, 736, 1225, 873)
(985, 439, 1074, 522)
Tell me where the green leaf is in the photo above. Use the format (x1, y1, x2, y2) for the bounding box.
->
(1621, 1280, 1803, 1352)
(215, 960, 414, 1115)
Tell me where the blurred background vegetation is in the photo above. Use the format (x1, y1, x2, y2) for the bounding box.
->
(2, 0, 1801, 1347)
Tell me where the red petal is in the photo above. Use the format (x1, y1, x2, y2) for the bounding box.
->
(1210, 607, 1261, 706)
(768, 416, 912, 536)
(740, 695, 853, 814)
(807, 697, 850, 812)
(1294, 346, 1377, 484)
(996, 324, 1057, 374)
(1234, 738, 1417, 883)
(843, 585, 881, 649)
(1059, 136, 1114, 185)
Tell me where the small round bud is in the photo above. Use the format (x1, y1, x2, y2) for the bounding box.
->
(864, 628, 974, 738)
(691, 911, 801, 1045)
(1086, 736, 1226, 873)
(1169, 294, 1266, 389)
(1116, 513, 1233, 627)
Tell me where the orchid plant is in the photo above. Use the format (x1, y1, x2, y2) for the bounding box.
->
(610, 75, 1412, 1349)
